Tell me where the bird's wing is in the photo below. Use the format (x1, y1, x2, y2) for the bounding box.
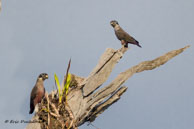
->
(125, 35, 137, 44)
(115, 28, 126, 40)
(29, 85, 38, 113)
(115, 28, 133, 41)
(30, 86, 38, 106)
(115, 27, 141, 47)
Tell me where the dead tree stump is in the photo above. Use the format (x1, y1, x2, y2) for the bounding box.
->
(26, 45, 190, 129)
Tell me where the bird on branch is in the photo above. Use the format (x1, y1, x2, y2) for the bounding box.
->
(29, 73, 48, 114)
(110, 20, 141, 48)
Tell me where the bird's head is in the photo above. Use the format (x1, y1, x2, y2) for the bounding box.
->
(110, 20, 119, 27)
(38, 73, 49, 81)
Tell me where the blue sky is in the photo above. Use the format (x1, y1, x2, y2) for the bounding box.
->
(0, 0, 194, 129)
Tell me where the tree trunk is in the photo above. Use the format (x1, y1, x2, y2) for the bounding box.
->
(26, 45, 190, 129)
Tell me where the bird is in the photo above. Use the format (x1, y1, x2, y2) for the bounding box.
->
(110, 20, 141, 48)
(29, 73, 48, 114)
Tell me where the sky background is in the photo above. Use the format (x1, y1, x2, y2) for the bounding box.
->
(0, 0, 194, 129)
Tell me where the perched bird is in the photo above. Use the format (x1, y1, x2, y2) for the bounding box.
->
(29, 73, 48, 114)
(110, 20, 141, 48)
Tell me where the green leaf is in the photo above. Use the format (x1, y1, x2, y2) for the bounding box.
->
(62, 73, 71, 96)
(54, 73, 62, 103)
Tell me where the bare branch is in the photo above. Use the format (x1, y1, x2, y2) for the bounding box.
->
(89, 86, 128, 122)
(92, 45, 190, 103)
(82, 47, 128, 96)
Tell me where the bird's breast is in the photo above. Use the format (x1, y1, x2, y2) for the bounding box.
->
(114, 26, 120, 31)
(34, 90, 45, 104)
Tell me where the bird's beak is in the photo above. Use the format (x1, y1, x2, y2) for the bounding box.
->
(46, 75, 49, 79)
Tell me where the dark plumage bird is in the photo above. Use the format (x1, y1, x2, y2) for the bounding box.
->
(110, 20, 141, 48)
(29, 73, 48, 114)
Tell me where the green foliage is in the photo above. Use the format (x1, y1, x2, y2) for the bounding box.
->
(54, 73, 71, 103)
(54, 73, 62, 103)
(54, 59, 71, 103)
(62, 73, 71, 98)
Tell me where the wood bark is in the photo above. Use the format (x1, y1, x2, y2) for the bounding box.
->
(26, 45, 190, 129)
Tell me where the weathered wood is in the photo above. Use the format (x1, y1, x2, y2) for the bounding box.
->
(88, 86, 128, 122)
(26, 45, 189, 129)
(25, 116, 41, 129)
(82, 47, 128, 96)
(90, 45, 190, 104)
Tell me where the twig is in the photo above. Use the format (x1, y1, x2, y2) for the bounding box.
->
(50, 103, 60, 117)
(45, 93, 51, 128)
(65, 103, 77, 129)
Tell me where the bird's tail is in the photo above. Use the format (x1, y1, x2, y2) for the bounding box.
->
(29, 107, 34, 114)
(136, 43, 142, 48)
(135, 40, 142, 48)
